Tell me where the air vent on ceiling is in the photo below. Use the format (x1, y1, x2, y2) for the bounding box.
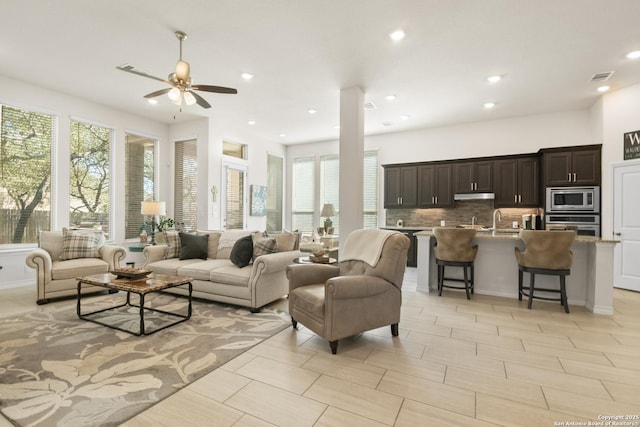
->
(363, 102, 377, 110)
(590, 71, 615, 82)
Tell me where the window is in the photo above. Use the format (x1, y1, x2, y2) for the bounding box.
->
(320, 154, 340, 234)
(125, 133, 155, 239)
(363, 150, 379, 228)
(223, 140, 247, 159)
(69, 120, 112, 237)
(0, 104, 55, 244)
(266, 154, 283, 232)
(223, 161, 246, 229)
(291, 156, 315, 232)
(174, 139, 198, 231)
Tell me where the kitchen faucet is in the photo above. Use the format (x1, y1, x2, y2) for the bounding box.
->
(492, 209, 502, 231)
(471, 216, 478, 226)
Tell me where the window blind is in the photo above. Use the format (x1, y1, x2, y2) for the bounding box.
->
(125, 134, 155, 239)
(174, 139, 198, 231)
(224, 164, 245, 229)
(69, 119, 112, 238)
(266, 153, 283, 232)
(363, 150, 378, 228)
(292, 156, 315, 232)
(0, 104, 55, 244)
(320, 154, 340, 233)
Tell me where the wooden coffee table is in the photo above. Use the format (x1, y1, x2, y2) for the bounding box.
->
(76, 273, 193, 336)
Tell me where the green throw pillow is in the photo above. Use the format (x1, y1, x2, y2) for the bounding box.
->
(179, 232, 209, 260)
(230, 235, 253, 267)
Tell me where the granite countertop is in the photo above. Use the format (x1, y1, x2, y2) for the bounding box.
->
(414, 229, 619, 244)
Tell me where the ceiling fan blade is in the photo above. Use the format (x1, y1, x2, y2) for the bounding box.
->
(143, 88, 172, 99)
(191, 84, 238, 94)
(116, 64, 170, 84)
(189, 91, 211, 108)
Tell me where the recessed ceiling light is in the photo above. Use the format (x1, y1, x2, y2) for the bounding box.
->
(484, 102, 496, 109)
(626, 50, 640, 59)
(147, 99, 158, 105)
(308, 108, 317, 114)
(597, 85, 610, 93)
(400, 115, 410, 120)
(389, 30, 405, 41)
(241, 72, 254, 80)
(248, 120, 256, 125)
(487, 75, 502, 83)
(333, 125, 340, 129)
(279, 134, 286, 138)
(385, 94, 396, 101)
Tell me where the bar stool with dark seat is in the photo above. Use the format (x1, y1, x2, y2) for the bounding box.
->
(433, 227, 478, 300)
(514, 230, 576, 313)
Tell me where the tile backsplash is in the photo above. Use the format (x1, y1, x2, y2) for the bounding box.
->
(386, 200, 542, 229)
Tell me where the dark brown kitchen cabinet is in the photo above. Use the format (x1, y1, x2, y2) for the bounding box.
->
(543, 147, 601, 186)
(453, 160, 493, 193)
(383, 166, 417, 208)
(418, 164, 453, 208)
(494, 156, 539, 207)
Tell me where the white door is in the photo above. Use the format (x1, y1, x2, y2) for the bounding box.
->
(613, 159, 640, 291)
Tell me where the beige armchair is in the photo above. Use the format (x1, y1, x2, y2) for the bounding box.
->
(25, 229, 126, 304)
(286, 229, 410, 354)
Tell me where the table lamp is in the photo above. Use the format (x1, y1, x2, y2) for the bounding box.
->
(141, 201, 166, 245)
(321, 203, 336, 233)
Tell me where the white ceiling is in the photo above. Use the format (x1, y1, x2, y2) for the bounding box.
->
(1, 0, 639, 145)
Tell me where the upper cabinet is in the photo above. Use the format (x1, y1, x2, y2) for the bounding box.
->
(453, 160, 493, 193)
(542, 146, 601, 187)
(418, 163, 453, 208)
(494, 156, 539, 207)
(383, 165, 418, 208)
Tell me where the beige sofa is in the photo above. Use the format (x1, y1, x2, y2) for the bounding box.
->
(25, 229, 126, 304)
(143, 230, 301, 311)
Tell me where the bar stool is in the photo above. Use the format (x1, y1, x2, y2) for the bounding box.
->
(514, 230, 576, 313)
(433, 227, 478, 299)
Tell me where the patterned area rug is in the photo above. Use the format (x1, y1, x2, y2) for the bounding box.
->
(0, 293, 289, 427)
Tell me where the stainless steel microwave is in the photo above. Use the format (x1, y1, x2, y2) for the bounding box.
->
(546, 187, 600, 213)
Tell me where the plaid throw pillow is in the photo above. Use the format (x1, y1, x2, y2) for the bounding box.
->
(253, 237, 278, 261)
(59, 228, 102, 260)
(164, 230, 181, 259)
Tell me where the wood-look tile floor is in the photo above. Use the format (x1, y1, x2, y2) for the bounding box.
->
(2, 268, 640, 426)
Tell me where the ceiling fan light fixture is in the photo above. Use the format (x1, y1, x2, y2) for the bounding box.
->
(175, 60, 190, 82)
(183, 91, 196, 105)
(168, 87, 181, 102)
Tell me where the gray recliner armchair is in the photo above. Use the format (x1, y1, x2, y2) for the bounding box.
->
(286, 229, 410, 354)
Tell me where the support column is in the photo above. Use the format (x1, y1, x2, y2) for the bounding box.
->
(339, 86, 365, 239)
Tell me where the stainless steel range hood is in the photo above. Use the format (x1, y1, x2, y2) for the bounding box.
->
(454, 192, 495, 201)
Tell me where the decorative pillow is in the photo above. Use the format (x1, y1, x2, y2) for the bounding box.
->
(59, 228, 102, 260)
(217, 230, 255, 259)
(273, 231, 298, 252)
(179, 232, 209, 260)
(230, 235, 254, 267)
(163, 230, 181, 259)
(197, 230, 221, 259)
(253, 237, 278, 260)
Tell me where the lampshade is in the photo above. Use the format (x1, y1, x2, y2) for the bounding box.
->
(183, 91, 196, 105)
(168, 87, 181, 102)
(141, 201, 166, 216)
(175, 60, 190, 82)
(321, 203, 336, 217)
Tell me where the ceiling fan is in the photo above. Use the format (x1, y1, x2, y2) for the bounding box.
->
(116, 30, 237, 109)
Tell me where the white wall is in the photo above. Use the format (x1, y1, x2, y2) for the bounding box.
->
(285, 109, 592, 229)
(601, 82, 640, 237)
(0, 75, 170, 287)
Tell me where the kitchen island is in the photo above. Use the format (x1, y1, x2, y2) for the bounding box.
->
(415, 230, 618, 315)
